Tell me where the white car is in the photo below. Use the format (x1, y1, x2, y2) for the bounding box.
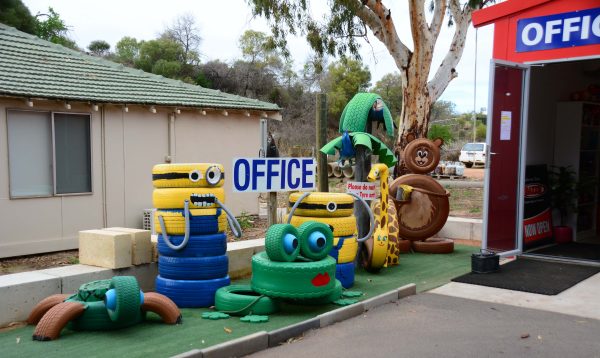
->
(459, 142, 487, 168)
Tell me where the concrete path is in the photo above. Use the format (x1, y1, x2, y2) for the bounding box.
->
(248, 293, 600, 358)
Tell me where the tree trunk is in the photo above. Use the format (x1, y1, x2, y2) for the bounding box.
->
(393, 67, 432, 178)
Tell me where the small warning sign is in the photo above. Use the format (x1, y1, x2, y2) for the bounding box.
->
(346, 181, 377, 200)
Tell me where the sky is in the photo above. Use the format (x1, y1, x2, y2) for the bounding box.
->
(22, 0, 495, 114)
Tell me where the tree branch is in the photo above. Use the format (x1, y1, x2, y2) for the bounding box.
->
(427, 0, 472, 102)
(428, 0, 446, 43)
(359, 0, 411, 69)
(408, 0, 431, 46)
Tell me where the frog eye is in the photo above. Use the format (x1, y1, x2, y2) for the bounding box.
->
(298, 221, 333, 260)
(189, 169, 202, 182)
(326, 202, 337, 213)
(283, 233, 299, 255)
(206, 165, 223, 186)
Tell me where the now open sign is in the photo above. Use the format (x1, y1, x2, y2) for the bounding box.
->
(232, 157, 316, 193)
(516, 7, 600, 53)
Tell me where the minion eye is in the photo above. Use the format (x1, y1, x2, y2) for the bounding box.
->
(206, 166, 222, 186)
(326, 202, 337, 212)
(189, 170, 202, 182)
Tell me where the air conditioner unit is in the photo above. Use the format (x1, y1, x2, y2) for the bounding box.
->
(143, 209, 156, 235)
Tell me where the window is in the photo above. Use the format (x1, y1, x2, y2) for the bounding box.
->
(7, 110, 91, 198)
(462, 143, 485, 151)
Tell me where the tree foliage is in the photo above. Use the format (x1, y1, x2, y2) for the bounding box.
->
(428, 124, 454, 143)
(34, 7, 77, 49)
(320, 58, 371, 120)
(135, 38, 185, 76)
(115, 37, 141, 66)
(88, 40, 110, 56)
(430, 100, 457, 122)
(161, 14, 202, 66)
(0, 0, 37, 34)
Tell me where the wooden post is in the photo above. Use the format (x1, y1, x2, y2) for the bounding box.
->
(355, 120, 372, 247)
(316, 93, 329, 192)
(261, 118, 278, 226)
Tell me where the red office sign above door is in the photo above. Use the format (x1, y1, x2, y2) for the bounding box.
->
(517, 7, 600, 52)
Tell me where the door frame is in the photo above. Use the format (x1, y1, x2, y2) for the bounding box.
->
(482, 59, 531, 257)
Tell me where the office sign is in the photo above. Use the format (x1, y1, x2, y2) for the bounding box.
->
(232, 157, 316, 193)
(516, 7, 600, 52)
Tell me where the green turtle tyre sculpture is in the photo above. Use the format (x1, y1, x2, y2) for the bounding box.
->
(27, 276, 181, 341)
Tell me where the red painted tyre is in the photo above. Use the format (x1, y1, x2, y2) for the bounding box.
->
(390, 174, 450, 241)
(412, 238, 454, 254)
(398, 239, 412, 254)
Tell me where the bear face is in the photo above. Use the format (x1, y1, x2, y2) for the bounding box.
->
(403, 136, 444, 175)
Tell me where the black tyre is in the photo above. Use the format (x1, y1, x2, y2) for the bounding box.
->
(251, 252, 336, 299)
(335, 262, 355, 289)
(297, 221, 333, 261)
(155, 275, 231, 308)
(465, 162, 473, 168)
(107, 276, 141, 323)
(158, 255, 228, 280)
(158, 233, 227, 257)
(265, 224, 300, 262)
(215, 285, 279, 316)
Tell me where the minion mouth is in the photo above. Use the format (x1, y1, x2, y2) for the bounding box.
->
(190, 194, 216, 207)
(311, 272, 330, 287)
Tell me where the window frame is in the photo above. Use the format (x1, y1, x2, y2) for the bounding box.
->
(6, 108, 93, 199)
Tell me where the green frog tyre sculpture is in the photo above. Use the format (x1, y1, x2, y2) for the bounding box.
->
(265, 224, 301, 262)
(27, 277, 181, 341)
(214, 285, 280, 316)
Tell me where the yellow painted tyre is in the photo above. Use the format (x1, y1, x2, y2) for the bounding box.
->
(289, 192, 354, 218)
(152, 163, 225, 188)
(290, 215, 357, 237)
(360, 234, 388, 273)
(332, 236, 358, 264)
(154, 209, 227, 235)
(153, 188, 225, 209)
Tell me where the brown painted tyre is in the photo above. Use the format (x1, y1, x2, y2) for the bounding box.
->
(141, 292, 182, 324)
(412, 238, 454, 254)
(398, 239, 412, 253)
(403, 138, 442, 174)
(32, 301, 85, 341)
(27, 294, 70, 325)
(390, 174, 450, 241)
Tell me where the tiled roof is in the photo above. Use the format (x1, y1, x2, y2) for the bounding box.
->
(0, 23, 280, 111)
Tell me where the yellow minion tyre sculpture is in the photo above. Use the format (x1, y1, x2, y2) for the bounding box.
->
(290, 215, 357, 237)
(153, 188, 226, 209)
(289, 192, 354, 218)
(152, 163, 225, 188)
(153, 209, 227, 235)
(332, 236, 358, 264)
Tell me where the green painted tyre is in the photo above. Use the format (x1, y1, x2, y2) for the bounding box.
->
(289, 279, 343, 306)
(66, 279, 143, 331)
(215, 285, 279, 316)
(297, 221, 333, 261)
(251, 252, 336, 299)
(265, 224, 300, 262)
(107, 276, 141, 323)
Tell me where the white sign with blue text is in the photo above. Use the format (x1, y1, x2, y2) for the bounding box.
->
(516, 7, 600, 53)
(232, 157, 316, 193)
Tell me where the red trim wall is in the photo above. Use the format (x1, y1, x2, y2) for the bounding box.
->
(474, 0, 600, 63)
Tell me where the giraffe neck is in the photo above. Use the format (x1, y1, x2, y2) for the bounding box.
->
(379, 167, 389, 230)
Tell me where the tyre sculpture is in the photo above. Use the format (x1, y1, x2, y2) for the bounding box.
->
(152, 163, 242, 307)
(27, 276, 181, 341)
(288, 192, 375, 288)
(390, 136, 454, 253)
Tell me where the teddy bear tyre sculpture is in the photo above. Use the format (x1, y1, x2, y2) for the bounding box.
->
(27, 276, 181, 341)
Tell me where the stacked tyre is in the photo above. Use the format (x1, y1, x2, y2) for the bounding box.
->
(152, 163, 231, 308)
(289, 192, 358, 288)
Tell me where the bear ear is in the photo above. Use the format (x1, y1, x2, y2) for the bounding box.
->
(433, 137, 444, 148)
(406, 132, 416, 143)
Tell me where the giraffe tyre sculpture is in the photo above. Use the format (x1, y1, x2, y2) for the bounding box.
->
(27, 276, 181, 341)
(371, 196, 401, 265)
(362, 163, 394, 272)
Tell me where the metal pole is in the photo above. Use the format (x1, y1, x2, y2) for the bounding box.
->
(316, 93, 329, 192)
(472, 28, 478, 142)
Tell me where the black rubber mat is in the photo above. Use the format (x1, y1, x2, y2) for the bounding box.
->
(452, 258, 600, 295)
(528, 242, 600, 261)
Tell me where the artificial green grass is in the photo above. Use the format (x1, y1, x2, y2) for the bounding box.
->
(1, 245, 478, 358)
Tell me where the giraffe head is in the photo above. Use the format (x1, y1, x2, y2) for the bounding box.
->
(367, 163, 389, 182)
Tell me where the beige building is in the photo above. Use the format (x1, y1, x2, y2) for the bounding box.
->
(0, 24, 281, 258)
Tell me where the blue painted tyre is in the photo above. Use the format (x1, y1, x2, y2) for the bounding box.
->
(158, 255, 228, 280)
(336, 261, 355, 289)
(158, 233, 227, 257)
(155, 275, 230, 308)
